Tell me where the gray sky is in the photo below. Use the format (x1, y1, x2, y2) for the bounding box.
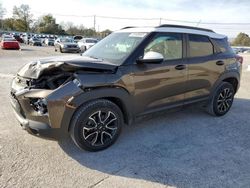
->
(1, 0, 250, 37)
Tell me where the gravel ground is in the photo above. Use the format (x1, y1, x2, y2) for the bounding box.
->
(0, 45, 250, 188)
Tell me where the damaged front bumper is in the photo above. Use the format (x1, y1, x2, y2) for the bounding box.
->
(10, 76, 82, 139)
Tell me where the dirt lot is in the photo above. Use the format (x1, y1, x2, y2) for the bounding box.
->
(0, 45, 250, 188)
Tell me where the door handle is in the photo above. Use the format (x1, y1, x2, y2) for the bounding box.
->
(175, 64, 186, 70)
(216, 61, 224, 66)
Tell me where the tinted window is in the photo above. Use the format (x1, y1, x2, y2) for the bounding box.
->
(61, 38, 74, 43)
(3, 38, 16, 42)
(86, 39, 97, 43)
(144, 33, 183, 60)
(189, 34, 214, 57)
(213, 38, 234, 53)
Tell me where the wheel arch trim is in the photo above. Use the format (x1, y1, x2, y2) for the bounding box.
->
(61, 86, 134, 132)
(211, 71, 240, 96)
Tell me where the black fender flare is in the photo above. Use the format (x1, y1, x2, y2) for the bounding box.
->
(61, 87, 134, 132)
(210, 71, 240, 98)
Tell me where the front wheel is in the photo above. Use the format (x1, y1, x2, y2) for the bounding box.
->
(70, 99, 123, 151)
(206, 82, 235, 116)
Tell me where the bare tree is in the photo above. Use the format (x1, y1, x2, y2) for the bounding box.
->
(13, 4, 32, 31)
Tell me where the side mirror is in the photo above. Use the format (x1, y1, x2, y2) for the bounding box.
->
(137, 51, 164, 64)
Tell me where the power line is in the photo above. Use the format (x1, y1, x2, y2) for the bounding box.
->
(33, 11, 94, 18)
(32, 12, 250, 25)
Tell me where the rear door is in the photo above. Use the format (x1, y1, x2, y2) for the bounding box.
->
(185, 34, 225, 100)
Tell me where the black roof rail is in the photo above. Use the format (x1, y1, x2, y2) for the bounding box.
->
(121, 26, 136, 30)
(157, 24, 214, 33)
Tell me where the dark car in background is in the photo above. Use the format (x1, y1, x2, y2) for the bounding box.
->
(13, 34, 24, 43)
(54, 38, 80, 53)
(10, 25, 242, 151)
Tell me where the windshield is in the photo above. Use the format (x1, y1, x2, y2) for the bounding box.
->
(3, 38, 17, 42)
(61, 38, 74, 43)
(86, 39, 98, 43)
(84, 32, 148, 65)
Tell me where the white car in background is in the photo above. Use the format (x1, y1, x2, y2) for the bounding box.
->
(45, 38, 55, 46)
(77, 38, 98, 52)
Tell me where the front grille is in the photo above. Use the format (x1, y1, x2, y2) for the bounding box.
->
(67, 45, 77, 48)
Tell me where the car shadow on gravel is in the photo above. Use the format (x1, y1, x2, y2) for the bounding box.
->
(58, 98, 250, 187)
(19, 48, 34, 51)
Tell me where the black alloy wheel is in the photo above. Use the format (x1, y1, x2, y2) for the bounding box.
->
(70, 100, 123, 151)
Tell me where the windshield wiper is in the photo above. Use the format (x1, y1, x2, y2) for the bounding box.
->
(89, 55, 98, 59)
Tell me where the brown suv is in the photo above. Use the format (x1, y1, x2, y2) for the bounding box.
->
(10, 25, 243, 151)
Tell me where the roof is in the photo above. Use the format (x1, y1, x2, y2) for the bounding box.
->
(115, 25, 226, 39)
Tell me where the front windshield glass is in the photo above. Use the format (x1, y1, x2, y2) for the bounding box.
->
(4, 38, 16, 41)
(84, 32, 148, 65)
(86, 39, 98, 43)
(61, 38, 74, 43)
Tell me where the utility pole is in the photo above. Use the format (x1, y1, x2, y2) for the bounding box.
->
(196, 20, 202, 27)
(159, 18, 162, 25)
(93, 15, 96, 31)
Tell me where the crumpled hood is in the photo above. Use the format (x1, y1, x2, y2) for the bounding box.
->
(17, 55, 118, 79)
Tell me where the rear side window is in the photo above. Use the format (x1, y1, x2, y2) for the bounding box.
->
(188, 34, 214, 57)
(213, 38, 234, 54)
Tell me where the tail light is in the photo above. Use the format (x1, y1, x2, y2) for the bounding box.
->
(236, 55, 243, 64)
(3, 42, 7, 48)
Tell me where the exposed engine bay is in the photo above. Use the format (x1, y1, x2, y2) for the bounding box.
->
(15, 55, 117, 90)
(25, 72, 72, 90)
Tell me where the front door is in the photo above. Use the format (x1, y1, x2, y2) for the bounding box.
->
(130, 33, 188, 114)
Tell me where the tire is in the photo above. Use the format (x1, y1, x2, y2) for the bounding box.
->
(60, 47, 63, 53)
(206, 82, 235, 116)
(70, 99, 123, 151)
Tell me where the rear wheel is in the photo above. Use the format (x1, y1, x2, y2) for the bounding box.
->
(206, 82, 235, 116)
(70, 99, 123, 151)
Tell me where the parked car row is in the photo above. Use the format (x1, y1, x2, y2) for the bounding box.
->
(1, 32, 99, 53)
(232, 47, 250, 54)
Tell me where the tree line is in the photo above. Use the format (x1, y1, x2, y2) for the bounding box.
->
(231, 33, 250, 46)
(0, 4, 111, 37)
(0, 3, 250, 44)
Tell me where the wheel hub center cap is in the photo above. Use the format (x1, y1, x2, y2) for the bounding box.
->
(98, 123, 104, 129)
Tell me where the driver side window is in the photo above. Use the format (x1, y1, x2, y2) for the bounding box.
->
(144, 33, 183, 60)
